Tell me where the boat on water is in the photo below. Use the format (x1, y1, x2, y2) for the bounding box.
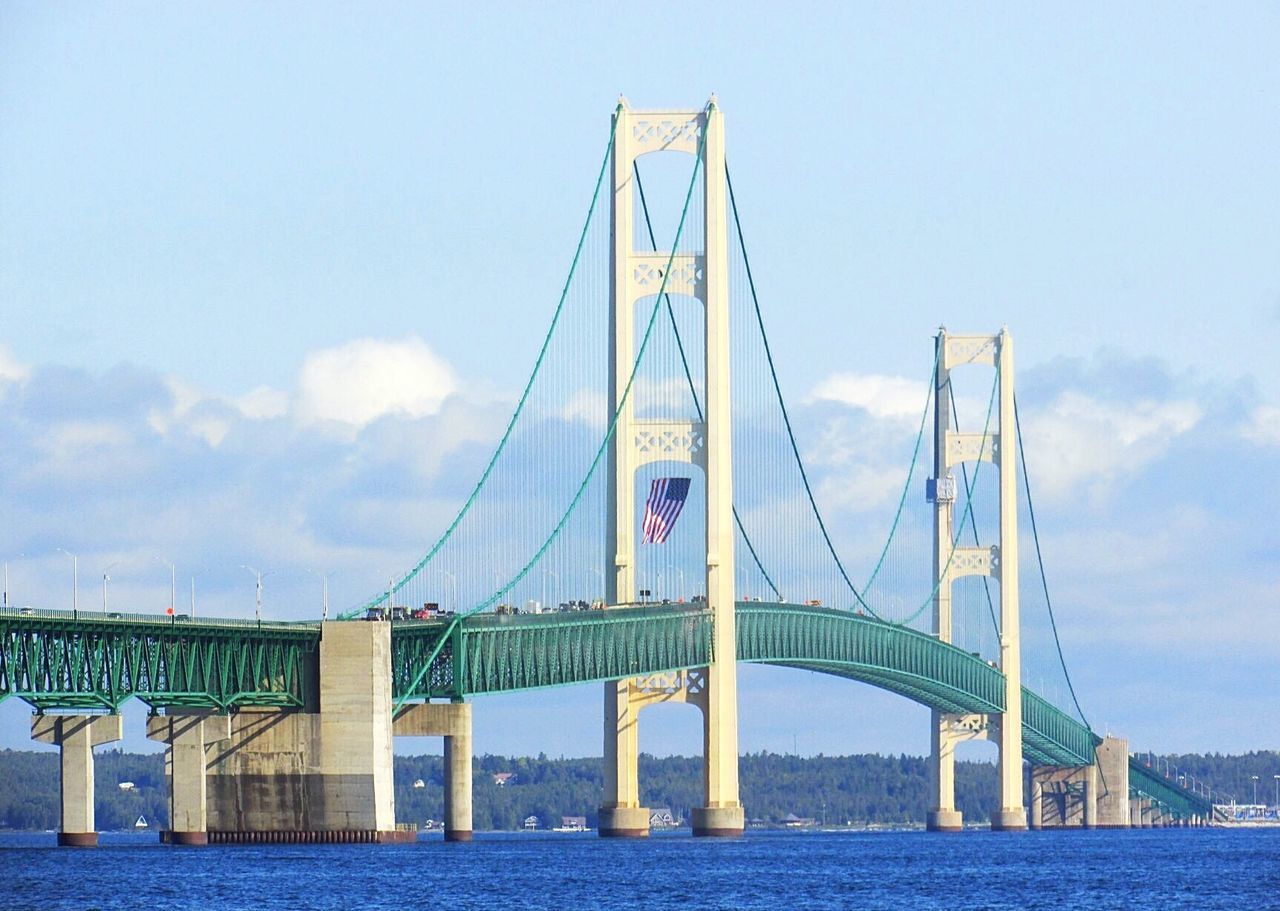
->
(134, 815, 149, 829)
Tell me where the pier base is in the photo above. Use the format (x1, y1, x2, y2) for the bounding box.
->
(148, 711, 232, 847)
(598, 806, 651, 838)
(692, 805, 744, 837)
(926, 809, 964, 832)
(991, 808, 1028, 831)
(205, 622, 403, 843)
(32, 714, 122, 847)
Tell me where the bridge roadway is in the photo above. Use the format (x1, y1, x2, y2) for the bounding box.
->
(0, 602, 1209, 820)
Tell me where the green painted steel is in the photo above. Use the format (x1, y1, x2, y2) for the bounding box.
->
(0, 607, 316, 712)
(0, 602, 1209, 815)
(734, 603, 1098, 767)
(392, 604, 713, 700)
(389, 601, 1096, 767)
(1129, 757, 1214, 820)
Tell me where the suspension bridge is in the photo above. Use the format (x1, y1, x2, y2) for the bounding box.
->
(0, 97, 1217, 845)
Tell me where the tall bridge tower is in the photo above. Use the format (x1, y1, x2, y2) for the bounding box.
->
(927, 329, 1028, 832)
(599, 97, 743, 837)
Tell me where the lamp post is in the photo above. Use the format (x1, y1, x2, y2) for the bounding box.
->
(1273, 775, 1278, 809)
(241, 565, 269, 621)
(154, 557, 176, 615)
(56, 548, 78, 614)
(1252, 775, 1259, 807)
(101, 561, 120, 614)
(3, 557, 14, 608)
(306, 569, 332, 620)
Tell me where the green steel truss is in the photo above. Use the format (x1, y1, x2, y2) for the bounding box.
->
(0, 608, 316, 712)
(733, 604, 1099, 767)
(1129, 757, 1215, 820)
(392, 605, 713, 700)
(0, 603, 1209, 817)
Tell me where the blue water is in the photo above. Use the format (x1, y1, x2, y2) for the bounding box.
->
(1, 828, 1277, 910)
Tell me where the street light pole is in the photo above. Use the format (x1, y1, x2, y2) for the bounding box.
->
(57, 548, 78, 614)
(306, 569, 332, 620)
(1252, 775, 1259, 806)
(154, 557, 176, 614)
(101, 561, 120, 614)
(1273, 774, 1278, 809)
(241, 565, 267, 621)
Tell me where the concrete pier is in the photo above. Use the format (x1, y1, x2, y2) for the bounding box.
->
(1094, 736, 1130, 828)
(32, 714, 122, 846)
(147, 712, 232, 845)
(1029, 736, 1130, 830)
(393, 701, 473, 841)
(204, 621, 410, 843)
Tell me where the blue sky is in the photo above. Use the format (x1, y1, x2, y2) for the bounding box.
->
(1, 4, 1278, 762)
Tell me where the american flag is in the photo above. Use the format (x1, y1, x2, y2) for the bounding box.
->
(642, 477, 691, 544)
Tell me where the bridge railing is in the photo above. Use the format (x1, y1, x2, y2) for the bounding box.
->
(0, 605, 319, 631)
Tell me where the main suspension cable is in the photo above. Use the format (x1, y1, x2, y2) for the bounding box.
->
(725, 164, 874, 615)
(1013, 392, 1092, 729)
(345, 106, 624, 618)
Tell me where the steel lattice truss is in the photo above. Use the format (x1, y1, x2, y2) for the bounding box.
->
(0, 610, 316, 711)
(0, 603, 1210, 818)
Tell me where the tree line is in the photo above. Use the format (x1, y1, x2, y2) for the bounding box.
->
(1, 748, 1274, 831)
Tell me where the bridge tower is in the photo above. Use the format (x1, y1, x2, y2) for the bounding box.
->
(599, 97, 743, 838)
(927, 329, 1027, 832)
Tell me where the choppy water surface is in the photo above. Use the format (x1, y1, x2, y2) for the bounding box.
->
(1, 828, 1276, 910)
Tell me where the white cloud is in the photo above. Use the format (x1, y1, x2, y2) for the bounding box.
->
(809, 373, 929, 420)
(1242, 405, 1280, 447)
(0, 345, 29, 382)
(150, 381, 286, 445)
(561, 388, 607, 427)
(295, 336, 457, 430)
(235, 385, 289, 420)
(1021, 392, 1201, 501)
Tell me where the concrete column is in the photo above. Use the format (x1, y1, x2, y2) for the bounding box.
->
(693, 98, 743, 840)
(601, 99, 648, 840)
(443, 705, 472, 842)
(147, 712, 232, 845)
(927, 713, 963, 831)
(1030, 778, 1044, 829)
(927, 334, 961, 834)
(992, 330, 1026, 832)
(1083, 764, 1098, 829)
(393, 701, 472, 841)
(599, 680, 649, 837)
(1093, 736, 1130, 828)
(32, 714, 123, 846)
(318, 621, 396, 834)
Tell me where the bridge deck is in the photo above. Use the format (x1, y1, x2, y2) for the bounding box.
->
(0, 602, 1210, 818)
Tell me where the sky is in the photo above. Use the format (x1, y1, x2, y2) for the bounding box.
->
(1, 4, 1278, 765)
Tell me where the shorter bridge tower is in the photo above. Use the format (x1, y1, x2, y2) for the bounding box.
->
(927, 329, 1027, 832)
